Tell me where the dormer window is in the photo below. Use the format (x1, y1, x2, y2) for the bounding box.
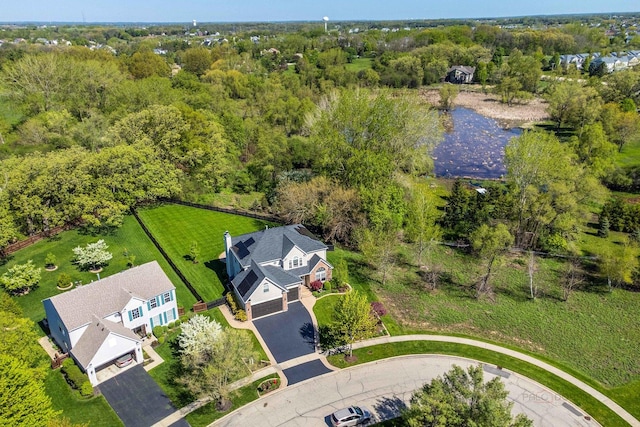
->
(288, 256, 301, 269)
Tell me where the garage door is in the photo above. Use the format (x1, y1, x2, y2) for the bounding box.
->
(287, 287, 299, 301)
(252, 298, 282, 319)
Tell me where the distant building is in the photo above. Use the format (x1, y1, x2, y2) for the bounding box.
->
(445, 66, 476, 84)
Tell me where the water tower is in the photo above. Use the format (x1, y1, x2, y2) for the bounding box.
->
(323, 16, 329, 32)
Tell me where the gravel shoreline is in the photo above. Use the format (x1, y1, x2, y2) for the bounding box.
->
(421, 87, 550, 128)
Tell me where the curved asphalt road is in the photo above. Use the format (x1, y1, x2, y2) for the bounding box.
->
(213, 355, 599, 427)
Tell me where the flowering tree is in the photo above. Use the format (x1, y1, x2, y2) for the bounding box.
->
(178, 315, 223, 358)
(72, 240, 113, 271)
(178, 318, 257, 408)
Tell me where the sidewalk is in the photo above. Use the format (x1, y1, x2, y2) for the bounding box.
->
(352, 335, 640, 427)
(152, 295, 640, 427)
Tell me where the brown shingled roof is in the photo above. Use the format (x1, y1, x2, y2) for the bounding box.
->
(44, 261, 174, 331)
(71, 316, 139, 368)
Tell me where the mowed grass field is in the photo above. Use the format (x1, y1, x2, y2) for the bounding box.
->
(614, 137, 640, 169)
(345, 57, 374, 72)
(0, 215, 196, 327)
(136, 204, 274, 301)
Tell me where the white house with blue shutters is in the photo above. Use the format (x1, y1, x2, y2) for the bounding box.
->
(43, 261, 177, 385)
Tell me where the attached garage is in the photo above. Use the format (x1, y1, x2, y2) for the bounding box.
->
(251, 298, 283, 319)
(287, 286, 299, 302)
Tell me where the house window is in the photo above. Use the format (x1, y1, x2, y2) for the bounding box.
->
(263, 283, 269, 293)
(315, 267, 327, 282)
(149, 298, 158, 309)
(163, 292, 171, 303)
(131, 307, 142, 320)
(166, 308, 176, 322)
(292, 256, 301, 268)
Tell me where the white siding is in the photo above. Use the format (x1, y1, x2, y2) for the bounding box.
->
(69, 325, 88, 348)
(88, 333, 138, 370)
(283, 247, 306, 270)
(103, 312, 122, 323)
(122, 297, 148, 330)
(248, 278, 284, 305)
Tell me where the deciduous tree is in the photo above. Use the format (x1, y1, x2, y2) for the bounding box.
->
(406, 186, 442, 289)
(72, 240, 112, 271)
(358, 227, 399, 286)
(178, 315, 223, 358)
(439, 84, 459, 110)
(0, 260, 41, 295)
(403, 365, 532, 427)
(471, 223, 513, 299)
(331, 290, 378, 357)
(179, 328, 256, 406)
(0, 355, 59, 427)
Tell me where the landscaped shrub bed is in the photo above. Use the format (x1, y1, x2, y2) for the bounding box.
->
(257, 377, 280, 395)
(61, 358, 93, 398)
(226, 292, 247, 321)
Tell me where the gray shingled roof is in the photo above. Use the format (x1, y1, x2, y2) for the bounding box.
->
(71, 316, 139, 368)
(232, 260, 301, 302)
(447, 65, 475, 75)
(43, 261, 174, 331)
(288, 254, 333, 277)
(230, 224, 327, 268)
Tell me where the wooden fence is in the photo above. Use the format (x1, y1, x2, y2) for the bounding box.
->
(130, 208, 204, 303)
(4, 226, 66, 256)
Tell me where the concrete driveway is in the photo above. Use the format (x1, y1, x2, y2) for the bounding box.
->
(253, 301, 315, 363)
(98, 365, 189, 427)
(214, 355, 598, 427)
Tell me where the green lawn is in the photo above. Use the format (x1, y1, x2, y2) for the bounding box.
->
(326, 342, 629, 427)
(615, 137, 640, 168)
(346, 57, 373, 72)
(185, 373, 279, 427)
(371, 243, 640, 387)
(319, 240, 640, 420)
(45, 369, 122, 427)
(136, 203, 273, 301)
(0, 215, 196, 328)
(149, 307, 268, 408)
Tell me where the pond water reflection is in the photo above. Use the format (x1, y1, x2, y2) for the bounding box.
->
(433, 107, 522, 179)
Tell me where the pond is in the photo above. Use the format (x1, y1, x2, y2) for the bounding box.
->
(432, 107, 522, 179)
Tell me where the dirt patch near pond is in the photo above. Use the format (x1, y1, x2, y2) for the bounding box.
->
(421, 87, 550, 128)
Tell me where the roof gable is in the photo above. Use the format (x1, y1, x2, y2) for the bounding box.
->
(71, 316, 139, 368)
(44, 261, 174, 331)
(231, 260, 301, 302)
(230, 224, 326, 267)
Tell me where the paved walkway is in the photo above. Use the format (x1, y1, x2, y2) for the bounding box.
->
(213, 355, 601, 427)
(152, 290, 335, 427)
(351, 335, 639, 427)
(152, 290, 640, 427)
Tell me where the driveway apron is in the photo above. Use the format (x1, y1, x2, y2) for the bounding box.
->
(253, 301, 315, 363)
(98, 365, 188, 427)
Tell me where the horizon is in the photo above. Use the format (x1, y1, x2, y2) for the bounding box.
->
(1, 11, 639, 27)
(1, 0, 638, 25)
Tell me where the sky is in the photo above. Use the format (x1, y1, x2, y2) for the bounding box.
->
(1, 0, 638, 23)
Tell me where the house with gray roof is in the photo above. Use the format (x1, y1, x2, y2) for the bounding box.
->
(445, 66, 475, 84)
(43, 261, 177, 385)
(224, 225, 332, 320)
